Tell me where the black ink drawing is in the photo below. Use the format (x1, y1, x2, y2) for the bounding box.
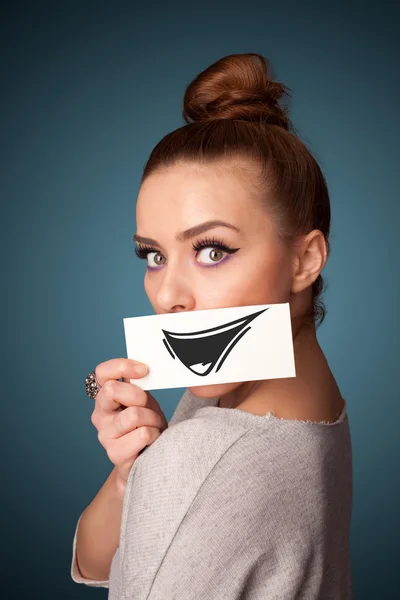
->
(161, 307, 269, 376)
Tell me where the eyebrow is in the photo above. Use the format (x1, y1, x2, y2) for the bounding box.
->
(133, 220, 240, 246)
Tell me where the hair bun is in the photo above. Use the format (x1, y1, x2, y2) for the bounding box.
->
(182, 53, 292, 130)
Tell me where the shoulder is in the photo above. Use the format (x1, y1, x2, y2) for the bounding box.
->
(130, 410, 251, 490)
(122, 410, 276, 537)
(128, 408, 316, 513)
(127, 399, 349, 519)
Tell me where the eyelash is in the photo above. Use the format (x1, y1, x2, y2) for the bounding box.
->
(134, 236, 237, 262)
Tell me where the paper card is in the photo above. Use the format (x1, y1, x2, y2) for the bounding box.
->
(123, 302, 296, 391)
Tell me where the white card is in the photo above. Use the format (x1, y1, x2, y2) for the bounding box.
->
(123, 302, 296, 391)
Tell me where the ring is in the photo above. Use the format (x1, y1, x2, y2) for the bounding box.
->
(85, 370, 102, 399)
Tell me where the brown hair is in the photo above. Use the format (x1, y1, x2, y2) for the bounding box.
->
(140, 53, 331, 328)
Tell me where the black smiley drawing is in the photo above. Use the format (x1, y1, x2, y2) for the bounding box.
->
(161, 307, 269, 376)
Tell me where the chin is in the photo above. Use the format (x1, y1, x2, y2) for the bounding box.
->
(187, 381, 244, 399)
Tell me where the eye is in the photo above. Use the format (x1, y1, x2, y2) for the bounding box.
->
(134, 236, 240, 268)
(192, 236, 240, 265)
(134, 245, 166, 267)
(196, 247, 227, 264)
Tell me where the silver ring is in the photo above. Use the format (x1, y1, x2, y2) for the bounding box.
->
(85, 370, 102, 399)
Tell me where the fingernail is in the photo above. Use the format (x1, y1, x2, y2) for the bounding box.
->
(134, 364, 148, 376)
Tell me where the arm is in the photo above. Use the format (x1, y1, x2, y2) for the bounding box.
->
(71, 466, 126, 586)
(71, 383, 191, 587)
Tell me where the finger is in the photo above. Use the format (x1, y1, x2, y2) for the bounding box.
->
(96, 379, 148, 413)
(95, 358, 148, 388)
(105, 426, 161, 465)
(99, 406, 164, 443)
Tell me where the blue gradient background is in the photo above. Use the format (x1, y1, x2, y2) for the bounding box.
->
(2, 1, 399, 598)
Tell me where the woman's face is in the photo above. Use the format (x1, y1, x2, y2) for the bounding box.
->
(134, 161, 295, 399)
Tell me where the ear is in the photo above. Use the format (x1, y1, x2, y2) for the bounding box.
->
(291, 230, 327, 294)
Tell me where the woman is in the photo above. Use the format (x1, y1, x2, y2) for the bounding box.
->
(71, 53, 352, 598)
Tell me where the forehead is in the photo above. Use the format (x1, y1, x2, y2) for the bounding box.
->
(136, 161, 261, 218)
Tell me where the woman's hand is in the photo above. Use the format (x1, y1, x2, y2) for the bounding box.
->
(89, 358, 168, 488)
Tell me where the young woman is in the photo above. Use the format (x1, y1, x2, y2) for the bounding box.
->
(72, 53, 352, 599)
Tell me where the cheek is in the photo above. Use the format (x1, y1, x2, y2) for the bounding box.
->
(256, 257, 292, 299)
(210, 255, 290, 305)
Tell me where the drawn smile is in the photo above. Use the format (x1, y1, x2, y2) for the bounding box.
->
(161, 307, 268, 376)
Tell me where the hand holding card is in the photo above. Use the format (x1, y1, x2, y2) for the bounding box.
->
(89, 358, 169, 489)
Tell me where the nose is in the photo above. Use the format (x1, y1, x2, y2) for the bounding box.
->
(155, 260, 196, 313)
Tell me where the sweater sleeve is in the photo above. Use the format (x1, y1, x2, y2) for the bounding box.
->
(70, 513, 109, 588)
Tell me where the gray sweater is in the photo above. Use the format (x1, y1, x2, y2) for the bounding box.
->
(71, 388, 353, 599)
